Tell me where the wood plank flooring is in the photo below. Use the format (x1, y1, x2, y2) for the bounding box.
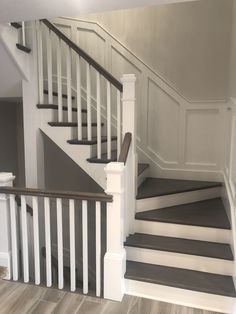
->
(0, 280, 222, 314)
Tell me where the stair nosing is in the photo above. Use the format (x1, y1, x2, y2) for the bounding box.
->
(16, 43, 31, 53)
(48, 122, 104, 127)
(125, 233, 234, 261)
(125, 261, 236, 298)
(68, 136, 117, 145)
(37, 104, 87, 113)
(135, 198, 231, 230)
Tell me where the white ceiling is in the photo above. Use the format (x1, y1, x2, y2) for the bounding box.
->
(0, 0, 197, 23)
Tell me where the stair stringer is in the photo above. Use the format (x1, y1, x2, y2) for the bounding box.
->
(39, 108, 106, 188)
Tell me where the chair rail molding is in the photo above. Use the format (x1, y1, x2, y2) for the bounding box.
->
(50, 17, 228, 181)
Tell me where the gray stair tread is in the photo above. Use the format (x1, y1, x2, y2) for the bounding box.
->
(44, 89, 75, 100)
(125, 233, 233, 260)
(48, 122, 104, 127)
(37, 104, 87, 113)
(87, 150, 117, 163)
(135, 198, 231, 229)
(68, 136, 117, 145)
(16, 43, 31, 53)
(125, 261, 236, 297)
(138, 163, 149, 176)
(137, 177, 222, 200)
(11, 22, 22, 29)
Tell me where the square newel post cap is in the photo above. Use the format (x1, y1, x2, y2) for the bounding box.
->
(0, 173, 15, 187)
(120, 74, 136, 84)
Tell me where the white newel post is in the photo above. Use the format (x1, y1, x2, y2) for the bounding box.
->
(121, 74, 137, 235)
(0, 173, 15, 279)
(104, 163, 126, 301)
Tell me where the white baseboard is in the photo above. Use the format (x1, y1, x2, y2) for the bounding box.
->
(125, 279, 235, 313)
(126, 246, 234, 276)
(137, 187, 221, 212)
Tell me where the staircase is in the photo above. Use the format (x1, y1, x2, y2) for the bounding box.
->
(0, 18, 235, 314)
(124, 173, 236, 312)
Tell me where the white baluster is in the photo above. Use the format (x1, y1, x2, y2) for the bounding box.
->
(82, 200, 88, 294)
(69, 199, 76, 292)
(117, 90, 121, 157)
(86, 63, 92, 141)
(44, 197, 52, 287)
(57, 198, 64, 289)
(22, 22, 26, 46)
(107, 82, 111, 159)
(96, 72, 101, 158)
(57, 37, 63, 122)
(76, 55, 82, 140)
(10, 195, 18, 281)
(46, 28, 53, 104)
(95, 201, 101, 297)
(67, 46, 72, 122)
(37, 21, 44, 104)
(21, 195, 29, 283)
(32, 196, 40, 285)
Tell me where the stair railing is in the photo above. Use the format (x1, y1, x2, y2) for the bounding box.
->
(36, 19, 123, 159)
(0, 173, 112, 297)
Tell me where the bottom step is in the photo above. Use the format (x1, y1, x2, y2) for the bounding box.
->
(125, 261, 236, 313)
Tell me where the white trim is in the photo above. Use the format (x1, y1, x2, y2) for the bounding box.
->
(125, 279, 235, 313)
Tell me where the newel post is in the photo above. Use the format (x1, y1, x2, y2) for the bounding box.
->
(104, 162, 126, 301)
(121, 74, 137, 234)
(0, 173, 15, 279)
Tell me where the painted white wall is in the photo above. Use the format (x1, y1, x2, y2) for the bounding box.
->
(0, 0, 197, 24)
(81, 0, 232, 102)
(52, 17, 227, 181)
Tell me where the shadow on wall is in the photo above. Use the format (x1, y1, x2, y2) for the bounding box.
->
(43, 134, 103, 193)
(0, 100, 25, 187)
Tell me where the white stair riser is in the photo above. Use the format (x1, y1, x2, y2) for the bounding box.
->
(126, 247, 234, 276)
(134, 220, 231, 243)
(125, 279, 235, 314)
(138, 167, 150, 188)
(137, 187, 221, 212)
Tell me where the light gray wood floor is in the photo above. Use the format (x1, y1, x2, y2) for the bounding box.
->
(0, 280, 223, 314)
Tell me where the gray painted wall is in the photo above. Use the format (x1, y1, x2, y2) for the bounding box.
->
(0, 101, 25, 186)
(43, 135, 103, 192)
(82, 0, 232, 101)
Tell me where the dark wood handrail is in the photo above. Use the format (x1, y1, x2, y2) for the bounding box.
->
(118, 133, 132, 165)
(0, 187, 112, 202)
(41, 19, 123, 92)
